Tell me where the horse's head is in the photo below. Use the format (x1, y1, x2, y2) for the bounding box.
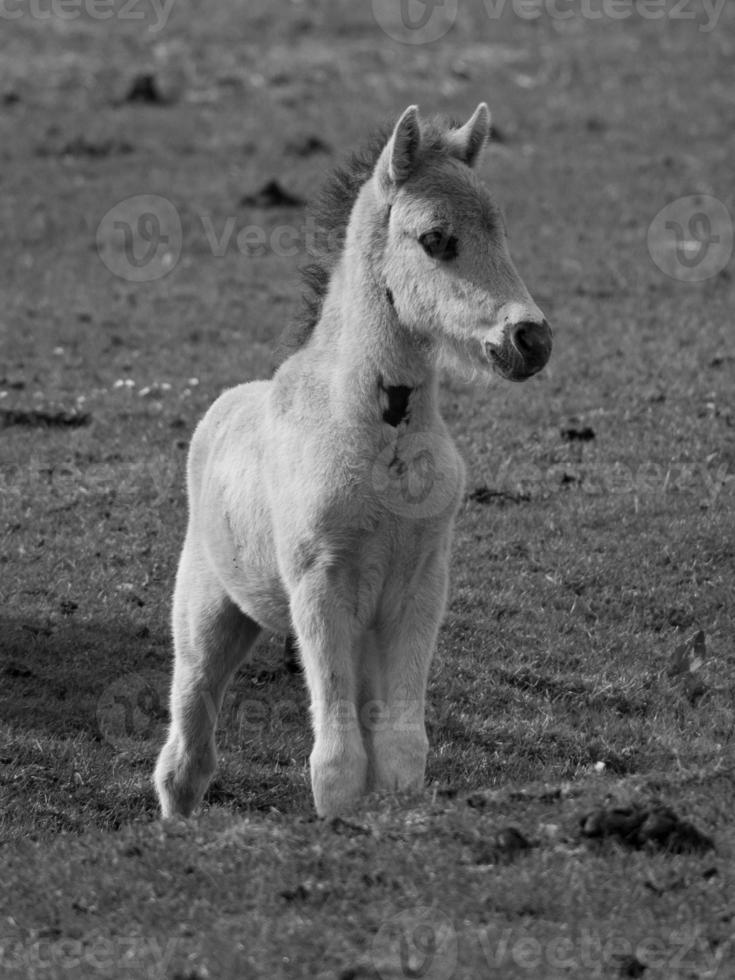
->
(372, 104, 552, 381)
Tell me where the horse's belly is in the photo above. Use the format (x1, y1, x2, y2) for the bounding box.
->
(226, 571, 291, 634)
(205, 514, 290, 632)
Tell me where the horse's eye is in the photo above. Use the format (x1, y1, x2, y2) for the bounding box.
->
(419, 230, 458, 261)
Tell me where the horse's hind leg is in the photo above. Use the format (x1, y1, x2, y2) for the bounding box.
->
(154, 541, 261, 817)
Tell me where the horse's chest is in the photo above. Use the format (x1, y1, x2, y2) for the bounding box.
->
(369, 427, 466, 527)
(347, 517, 446, 631)
(354, 437, 464, 623)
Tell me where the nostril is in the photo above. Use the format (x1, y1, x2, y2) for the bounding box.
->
(509, 319, 552, 374)
(512, 321, 540, 355)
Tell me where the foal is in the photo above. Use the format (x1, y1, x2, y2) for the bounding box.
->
(154, 104, 551, 818)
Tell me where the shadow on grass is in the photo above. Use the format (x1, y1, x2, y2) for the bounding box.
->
(0, 614, 169, 739)
(0, 616, 313, 840)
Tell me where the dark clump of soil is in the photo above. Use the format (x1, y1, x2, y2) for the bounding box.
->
(561, 425, 596, 442)
(4, 662, 34, 679)
(124, 73, 168, 105)
(474, 826, 532, 864)
(580, 803, 713, 854)
(240, 179, 305, 208)
(467, 485, 529, 505)
(615, 953, 648, 977)
(0, 407, 90, 428)
(285, 134, 332, 157)
(36, 135, 134, 159)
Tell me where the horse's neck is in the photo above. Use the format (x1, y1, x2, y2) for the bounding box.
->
(315, 262, 440, 428)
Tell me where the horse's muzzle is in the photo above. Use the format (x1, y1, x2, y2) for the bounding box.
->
(486, 319, 552, 381)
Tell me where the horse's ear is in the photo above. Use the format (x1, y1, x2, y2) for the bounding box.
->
(453, 102, 491, 167)
(384, 104, 422, 186)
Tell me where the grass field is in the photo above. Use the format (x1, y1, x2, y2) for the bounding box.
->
(1, 1, 734, 977)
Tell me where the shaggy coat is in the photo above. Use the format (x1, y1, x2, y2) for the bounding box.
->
(154, 104, 551, 818)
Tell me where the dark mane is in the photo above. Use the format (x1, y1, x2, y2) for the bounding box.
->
(272, 117, 462, 368)
(273, 127, 389, 366)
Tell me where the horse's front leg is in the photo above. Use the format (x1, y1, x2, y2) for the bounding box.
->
(289, 569, 368, 818)
(363, 544, 450, 796)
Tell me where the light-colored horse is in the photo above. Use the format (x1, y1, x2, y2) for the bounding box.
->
(154, 103, 551, 818)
